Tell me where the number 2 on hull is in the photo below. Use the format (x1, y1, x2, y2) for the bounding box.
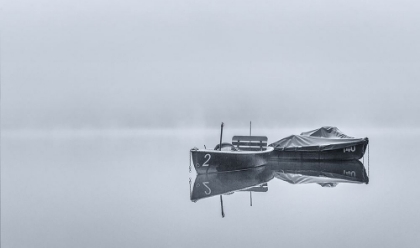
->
(202, 154, 211, 167)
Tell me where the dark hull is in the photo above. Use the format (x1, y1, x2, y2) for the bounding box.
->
(271, 142, 368, 160)
(191, 148, 273, 174)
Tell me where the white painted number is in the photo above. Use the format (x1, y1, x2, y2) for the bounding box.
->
(343, 170, 356, 177)
(343, 146, 356, 153)
(202, 154, 211, 167)
(202, 182, 211, 195)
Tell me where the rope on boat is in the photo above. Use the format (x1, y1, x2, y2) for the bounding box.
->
(368, 143, 370, 178)
(189, 177, 192, 199)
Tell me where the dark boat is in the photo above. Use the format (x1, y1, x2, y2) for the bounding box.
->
(269, 126, 369, 160)
(268, 159, 369, 186)
(191, 135, 273, 174)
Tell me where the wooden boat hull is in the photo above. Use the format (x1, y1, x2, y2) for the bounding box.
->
(191, 147, 274, 174)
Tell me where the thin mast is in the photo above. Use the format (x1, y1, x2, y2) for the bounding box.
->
(250, 121, 252, 206)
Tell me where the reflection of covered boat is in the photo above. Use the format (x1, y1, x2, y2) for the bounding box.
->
(268, 159, 369, 187)
(269, 126, 369, 160)
(191, 165, 274, 202)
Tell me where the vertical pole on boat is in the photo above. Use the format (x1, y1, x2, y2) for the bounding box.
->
(249, 121, 252, 206)
(220, 195, 225, 218)
(219, 122, 224, 151)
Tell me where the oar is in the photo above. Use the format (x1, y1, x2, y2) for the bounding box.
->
(250, 191, 252, 206)
(219, 122, 224, 151)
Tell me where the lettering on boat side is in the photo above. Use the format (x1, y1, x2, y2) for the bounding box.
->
(202, 154, 211, 167)
(343, 146, 356, 153)
(343, 170, 356, 177)
(202, 182, 211, 195)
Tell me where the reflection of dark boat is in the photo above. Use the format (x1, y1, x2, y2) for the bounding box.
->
(269, 126, 369, 160)
(189, 160, 369, 217)
(190, 165, 274, 202)
(268, 159, 369, 186)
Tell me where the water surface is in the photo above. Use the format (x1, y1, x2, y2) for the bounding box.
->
(2, 128, 420, 247)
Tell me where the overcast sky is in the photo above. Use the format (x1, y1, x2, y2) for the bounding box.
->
(1, 0, 419, 129)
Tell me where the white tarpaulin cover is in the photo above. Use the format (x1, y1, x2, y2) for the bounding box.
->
(300, 126, 354, 138)
(274, 172, 364, 187)
(269, 126, 368, 151)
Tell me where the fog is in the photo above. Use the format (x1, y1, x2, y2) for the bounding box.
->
(2, 2, 420, 247)
(2, 0, 419, 129)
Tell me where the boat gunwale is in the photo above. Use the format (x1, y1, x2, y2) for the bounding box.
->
(190, 147, 274, 155)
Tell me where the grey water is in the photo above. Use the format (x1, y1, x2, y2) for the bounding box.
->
(2, 128, 420, 248)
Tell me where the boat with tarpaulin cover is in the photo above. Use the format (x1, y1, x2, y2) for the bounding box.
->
(269, 126, 369, 160)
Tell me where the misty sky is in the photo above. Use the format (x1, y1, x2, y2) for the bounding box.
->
(1, 0, 419, 129)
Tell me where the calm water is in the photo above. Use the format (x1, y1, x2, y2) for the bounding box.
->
(2, 128, 420, 247)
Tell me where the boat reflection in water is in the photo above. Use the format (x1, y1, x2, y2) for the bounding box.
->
(190, 160, 369, 217)
(190, 165, 274, 202)
(269, 159, 369, 187)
